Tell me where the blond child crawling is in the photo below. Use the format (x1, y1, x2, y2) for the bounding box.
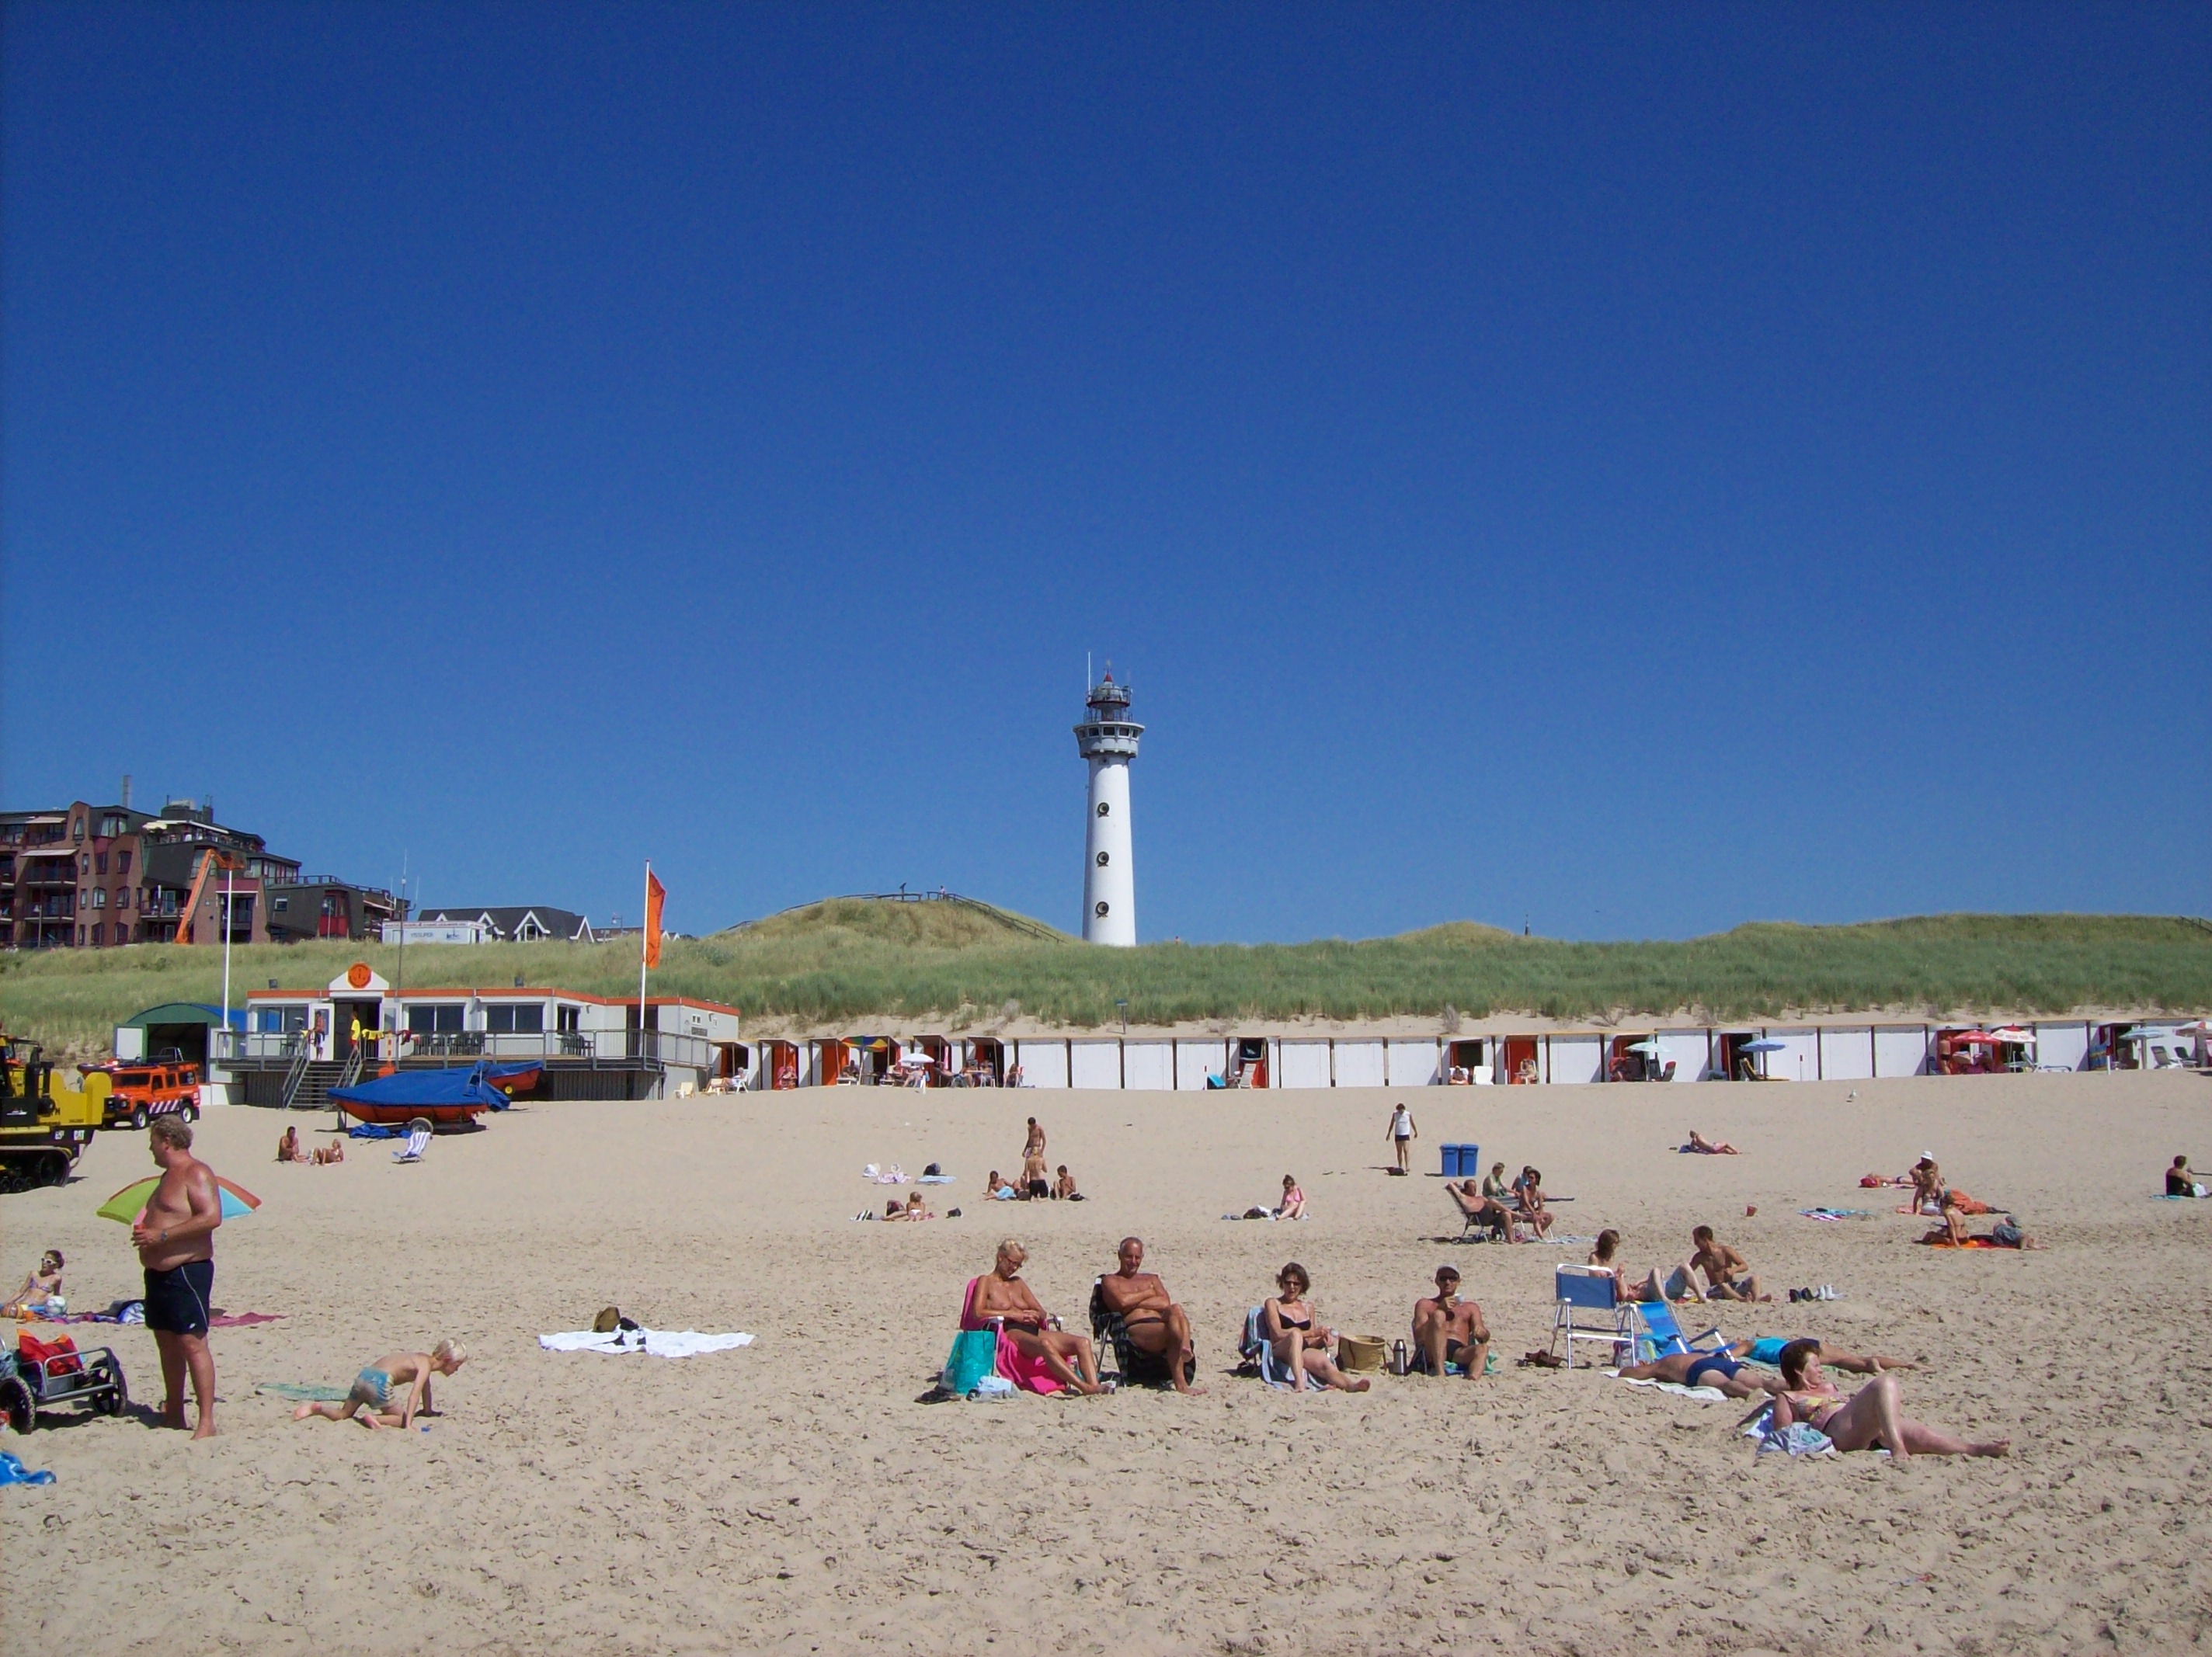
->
(294, 1340, 465, 1429)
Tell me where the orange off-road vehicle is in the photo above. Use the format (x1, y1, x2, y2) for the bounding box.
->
(82, 1052, 200, 1131)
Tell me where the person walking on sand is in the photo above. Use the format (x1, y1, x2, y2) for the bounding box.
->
(294, 1341, 466, 1429)
(1386, 1103, 1417, 1174)
(1024, 1117, 1046, 1159)
(1097, 1237, 1205, 1395)
(130, 1116, 223, 1438)
(1411, 1265, 1490, 1378)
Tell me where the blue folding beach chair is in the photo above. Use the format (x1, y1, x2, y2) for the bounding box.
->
(1624, 1299, 1726, 1366)
(1549, 1266, 1636, 1373)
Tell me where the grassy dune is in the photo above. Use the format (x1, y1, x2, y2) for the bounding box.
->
(4, 901, 2207, 1059)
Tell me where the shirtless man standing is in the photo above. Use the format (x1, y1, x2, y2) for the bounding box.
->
(972, 1240, 1104, 1395)
(130, 1116, 222, 1437)
(1411, 1266, 1490, 1378)
(1097, 1237, 1205, 1395)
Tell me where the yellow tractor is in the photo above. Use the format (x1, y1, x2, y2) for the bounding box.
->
(1, 1039, 108, 1192)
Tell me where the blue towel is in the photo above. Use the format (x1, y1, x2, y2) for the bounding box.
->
(0, 1451, 56, 1485)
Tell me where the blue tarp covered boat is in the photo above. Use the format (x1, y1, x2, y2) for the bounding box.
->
(330, 1062, 532, 1126)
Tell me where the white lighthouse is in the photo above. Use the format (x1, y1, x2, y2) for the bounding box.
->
(1075, 669, 1143, 946)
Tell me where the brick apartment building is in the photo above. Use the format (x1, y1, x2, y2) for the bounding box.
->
(0, 794, 398, 950)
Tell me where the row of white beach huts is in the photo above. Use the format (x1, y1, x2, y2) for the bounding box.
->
(733, 1017, 2207, 1091)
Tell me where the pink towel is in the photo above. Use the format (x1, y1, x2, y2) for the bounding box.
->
(959, 1277, 1063, 1395)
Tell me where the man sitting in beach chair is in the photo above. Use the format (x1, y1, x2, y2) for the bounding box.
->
(1446, 1179, 1515, 1242)
(1410, 1265, 1489, 1378)
(1092, 1237, 1202, 1394)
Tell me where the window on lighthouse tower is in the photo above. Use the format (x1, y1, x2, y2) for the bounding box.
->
(1095, 901, 1110, 917)
(1096, 852, 1109, 866)
(1097, 802, 1110, 816)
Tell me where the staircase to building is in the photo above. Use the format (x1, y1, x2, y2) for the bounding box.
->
(282, 1050, 362, 1112)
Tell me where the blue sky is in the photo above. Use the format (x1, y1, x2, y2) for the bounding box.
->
(4, 5, 2206, 942)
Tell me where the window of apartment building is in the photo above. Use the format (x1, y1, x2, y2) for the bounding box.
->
(92, 888, 106, 908)
(272, 896, 289, 913)
(72, 816, 85, 841)
(99, 815, 125, 837)
(90, 922, 103, 945)
(95, 850, 107, 874)
(115, 887, 130, 910)
(117, 849, 130, 876)
(406, 1004, 466, 1035)
(485, 1003, 544, 1034)
(79, 853, 90, 874)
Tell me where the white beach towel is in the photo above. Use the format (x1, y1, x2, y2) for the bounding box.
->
(1605, 1370, 1728, 1402)
(539, 1329, 755, 1359)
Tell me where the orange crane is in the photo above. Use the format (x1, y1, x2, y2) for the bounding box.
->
(169, 847, 246, 946)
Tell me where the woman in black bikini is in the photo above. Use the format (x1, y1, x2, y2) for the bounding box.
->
(1767, 1339, 2009, 1461)
(1261, 1263, 1370, 1393)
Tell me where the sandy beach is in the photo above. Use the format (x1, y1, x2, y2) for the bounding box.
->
(4, 1069, 2209, 1655)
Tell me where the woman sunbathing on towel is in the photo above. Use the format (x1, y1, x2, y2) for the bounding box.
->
(972, 1240, 1104, 1395)
(1763, 1339, 2008, 1460)
(1262, 1263, 1369, 1393)
(1685, 1131, 1739, 1154)
(3, 1250, 64, 1318)
(1512, 1168, 1556, 1238)
(312, 1137, 345, 1165)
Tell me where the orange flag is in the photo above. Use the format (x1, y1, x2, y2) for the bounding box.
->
(643, 867, 666, 968)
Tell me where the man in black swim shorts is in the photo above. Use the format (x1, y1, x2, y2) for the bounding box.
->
(130, 1117, 224, 1436)
(1410, 1266, 1490, 1379)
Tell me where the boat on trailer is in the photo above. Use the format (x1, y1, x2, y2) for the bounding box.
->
(330, 1062, 533, 1128)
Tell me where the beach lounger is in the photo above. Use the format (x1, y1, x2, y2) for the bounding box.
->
(1447, 1185, 1509, 1242)
(391, 1126, 431, 1164)
(1549, 1265, 1636, 1373)
(1089, 1280, 1195, 1389)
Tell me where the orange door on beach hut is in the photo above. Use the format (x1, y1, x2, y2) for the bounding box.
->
(1501, 1037, 1539, 1084)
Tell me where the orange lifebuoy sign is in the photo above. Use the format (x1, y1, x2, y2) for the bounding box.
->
(346, 962, 372, 988)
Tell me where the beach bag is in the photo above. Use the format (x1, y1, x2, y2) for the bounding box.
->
(1337, 1335, 1386, 1373)
(17, 1332, 82, 1381)
(942, 1329, 1000, 1395)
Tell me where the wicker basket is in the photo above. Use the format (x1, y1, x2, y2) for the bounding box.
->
(1337, 1334, 1386, 1373)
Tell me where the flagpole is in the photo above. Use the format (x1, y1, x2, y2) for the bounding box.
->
(638, 861, 651, 1057)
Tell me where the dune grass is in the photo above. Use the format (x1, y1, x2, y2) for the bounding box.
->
(3, 901, 2207, 1059)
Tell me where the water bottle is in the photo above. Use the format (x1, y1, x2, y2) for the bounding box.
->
(1390, 1339, 1409, 1377)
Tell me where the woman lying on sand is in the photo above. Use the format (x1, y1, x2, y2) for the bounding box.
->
(1762, 1339, 2008, 1460)
(1684, 1131, 1739, 1154)
(294, 1341, 466, 1429)
(1262, 1263, 1369, 1394)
